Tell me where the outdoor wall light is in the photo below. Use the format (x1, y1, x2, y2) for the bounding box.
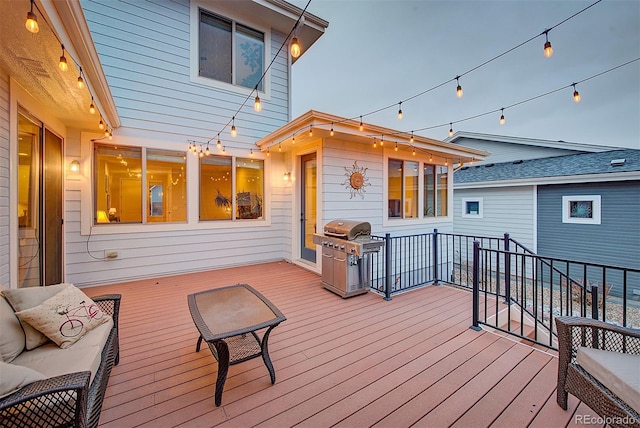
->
(283, 172, 291, 182)
(69, 160, 80, 173)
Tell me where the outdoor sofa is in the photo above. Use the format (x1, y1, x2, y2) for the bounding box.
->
(0, 284, 120, 428)
(556, 316, 640, 428)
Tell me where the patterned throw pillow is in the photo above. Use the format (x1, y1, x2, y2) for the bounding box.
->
(15, 286, 110, 349)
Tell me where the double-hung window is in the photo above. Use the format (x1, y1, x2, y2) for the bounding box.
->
(388, 158, 448, 220)
(199, 10, 264, 91)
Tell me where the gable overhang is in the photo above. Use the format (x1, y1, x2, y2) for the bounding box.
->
(0, 0, 119, 131)
(454, 171, 640, 189)
(257, 110, 489, 163)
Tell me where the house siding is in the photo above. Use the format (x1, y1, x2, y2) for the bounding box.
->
(537, 181, 640, 296)
(62, 0, 293, 286)
(0, 70, 9, 286)
(453, 186, 536, 251)
(452, 138, 585, 165)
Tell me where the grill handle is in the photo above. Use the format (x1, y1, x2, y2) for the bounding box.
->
(323, 231, 348, 239)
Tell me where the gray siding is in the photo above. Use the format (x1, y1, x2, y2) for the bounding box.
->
(537, 181, 640, 295)
(452, 138, 584, 166)
(0, 70, 9, 286)
(453, 186, 536, 251)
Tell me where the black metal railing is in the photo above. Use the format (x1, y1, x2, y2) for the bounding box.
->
(366, 229, 639, 350)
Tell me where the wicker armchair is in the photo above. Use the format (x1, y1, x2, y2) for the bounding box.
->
(556, 316, 640, 428)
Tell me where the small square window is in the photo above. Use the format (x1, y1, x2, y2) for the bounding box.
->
(562, 195, 601, 224)
(462, 198, 483, 218)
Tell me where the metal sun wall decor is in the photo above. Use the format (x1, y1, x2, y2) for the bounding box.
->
(342, 161, 370, 199)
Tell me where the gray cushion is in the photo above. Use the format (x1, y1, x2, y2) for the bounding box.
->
(0, 289, 26, 362)
(0, 361, 45, 398)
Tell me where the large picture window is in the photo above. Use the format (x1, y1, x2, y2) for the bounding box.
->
(199, 10, 264, 91)
(94, 145, 187, 224)
(200, 156, 264, 221)
(388, 158, 449, 220)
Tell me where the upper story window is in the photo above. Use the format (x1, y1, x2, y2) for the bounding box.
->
(199, 10, 264, 91)
(388, 158, 448, 220)
(94, 144, 187, 225)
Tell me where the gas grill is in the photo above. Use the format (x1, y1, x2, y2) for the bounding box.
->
(312, 220, 384, 298)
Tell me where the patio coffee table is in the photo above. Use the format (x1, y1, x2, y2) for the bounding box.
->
(187, 284, 286, 406)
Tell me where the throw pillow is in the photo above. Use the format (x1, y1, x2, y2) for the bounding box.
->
(2, 284, 71, 350)
(0, 291, 26, 362)
(0, 361, 45, 399)
(15, 286, 109, 349)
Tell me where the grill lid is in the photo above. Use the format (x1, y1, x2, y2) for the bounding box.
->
(323, 220, 371, 240)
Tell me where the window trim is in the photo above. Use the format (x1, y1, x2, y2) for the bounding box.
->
(462, 197, 483, 218)
(562, 195, 601, 225)
(189, 1, 272, 100)
(383, 150, 452, 226)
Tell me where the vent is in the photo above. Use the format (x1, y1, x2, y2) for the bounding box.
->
(18, 57, 51, 79)
(610, 158, 626, 167)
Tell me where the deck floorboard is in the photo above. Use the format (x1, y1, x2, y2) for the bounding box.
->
(84, 261, 601, 427)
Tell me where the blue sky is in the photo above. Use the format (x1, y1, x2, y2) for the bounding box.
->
(290, 0, 640, 149)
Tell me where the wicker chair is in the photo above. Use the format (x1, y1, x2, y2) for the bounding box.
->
(556, 316, 640, 428)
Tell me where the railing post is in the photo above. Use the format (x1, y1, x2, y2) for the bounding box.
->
(432, 228, 439, 285)
(504, 233, 511, 304)
(590, 284, 599, 320)
(470, 241, 482, 331)
(384, 233, 392, 301)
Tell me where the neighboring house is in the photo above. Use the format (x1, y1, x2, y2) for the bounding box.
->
(1, 0, 487, 289)
(453, 148, 640, 296)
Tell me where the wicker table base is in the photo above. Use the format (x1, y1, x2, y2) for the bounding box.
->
(188, 284, 286, 406)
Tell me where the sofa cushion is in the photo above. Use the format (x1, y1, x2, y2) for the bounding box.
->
(577, 346, 640, 413)
(0, 361, 45, 399)
(2, 284, 71, 350)
(11, 342, 103, 385)
(0, 288, 26, 362)
(15, 286, 109, 349)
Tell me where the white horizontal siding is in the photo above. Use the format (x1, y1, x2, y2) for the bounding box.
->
(0, 70, 9, 286)
(453, 186, 536, 250)
(62, 1, 294, 286)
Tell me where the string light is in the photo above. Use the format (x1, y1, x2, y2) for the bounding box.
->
(59, 45, 68, 72)
(222, 146, 226, 153)
(292, 135, 295, 144)
(572, 83, 581, 102)
(395, 142, 398, 151)
(231, 117, 237, 137)
(308, 125, 313, 137)
(449, 123, 454, 137)
(250, 148, 254, 157)
(543, 30, 554, 58)
(266, 148, 270, 156)
(330, 123, 334, 136)
(410, 131, 414, 143)
(278, 143, 282, 152)
(290, 37, 301, 58)
(104, 127, 110, 137)
(455, 76, 463, 98)
(373, 138, 377, 148)
(205, 146, 210, 156)
(412, 147, 416, 156)
(429, 154, 433, 162)
(217, 136, 222, 149)
(25, 0, 39, 33)
(397, 102, 403, 120)
(89, 98, 96, 115)
(359, 116, 363, 131)
(98, 118, 104, 130)
(108, 130, 113, 140)
(77, 67, 84, 89)
(254, 94, 261, 112)
(380, 135, 384, 146)
(499, 108, 505, 125)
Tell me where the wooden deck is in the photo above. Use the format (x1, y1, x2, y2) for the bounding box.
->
(83, 261, 602, 428)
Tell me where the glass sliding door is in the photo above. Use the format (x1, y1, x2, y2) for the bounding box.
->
(300, 153, 317, 262)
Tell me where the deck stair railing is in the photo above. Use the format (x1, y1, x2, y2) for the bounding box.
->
(368, 229, 639, 350)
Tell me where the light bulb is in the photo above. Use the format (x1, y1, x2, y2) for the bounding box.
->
(59, 49, 68, 72)
(104, 128, 110, 137)
(77, 75, 84, 89)
(308, 126, 313, 137)
(410, 131, 414, 143)
(544, 41, 553, 58)
(217, 138, 221, 149)
(359, 116, 363, 132)
(499, 109, 505, 125)
(89, 102, 96, 115)
(412, 147, 416, 156)
(448, 123, 453, 137)
(395, 143, 398, 151)
(278, 143, 282, 152)
(231, 125, 237, 137)
(292, 135, 295, 144)
(456, 84, 463, 98)
(205, 146, 210, 156)
(25, 7, 39, 33)
(573, 85, 581, 103)
(397, 103, 403, 120)
(250, 149, 254, 157)
(373, 139, 377, 148)
(199, 149, 204, 158)
(290, 37, 301, 58)
(380, 136, 384, 146)
(108, 131, 113, 140)
(254, 95, 261, 112)
(99, 119, 104, 130)
(330, 125, 334, 137)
